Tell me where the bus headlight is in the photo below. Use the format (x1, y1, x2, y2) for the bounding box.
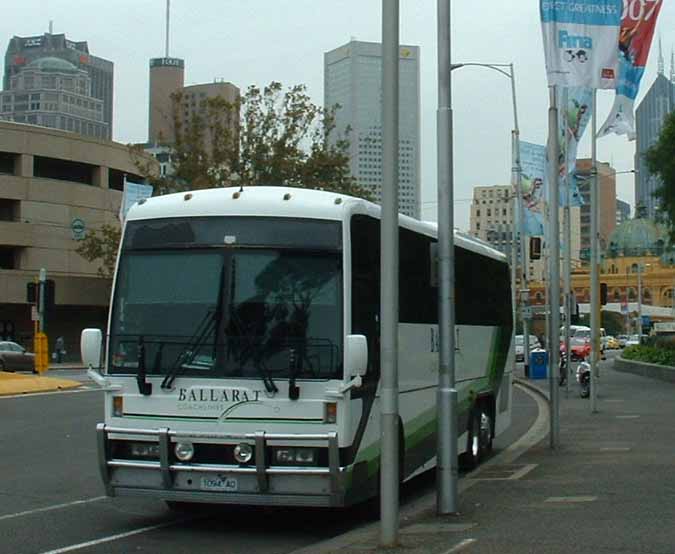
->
(233, 443, 253, 464)
(174, 442, 194, 462)
(273, 447, 318, 466)
(112, 396, 123, 417)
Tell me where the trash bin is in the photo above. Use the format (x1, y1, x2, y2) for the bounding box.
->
(529, 349, 548, 379)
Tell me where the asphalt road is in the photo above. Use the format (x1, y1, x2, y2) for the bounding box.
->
(0, 378, 537, 554)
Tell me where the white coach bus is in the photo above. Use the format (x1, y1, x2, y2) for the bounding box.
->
(82, 186, 513, 508)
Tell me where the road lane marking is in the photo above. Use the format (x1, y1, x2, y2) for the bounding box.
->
(616, 415, 640, 419)
(0, 496, 107, 521)
(545, 496, 597, 503)
(38, 519, 188, 554)
(443, 538, 477, 553)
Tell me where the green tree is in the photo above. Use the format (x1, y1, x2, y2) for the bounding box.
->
(78, 81, 370, 276)
(646, 111, 675, 239)
(75, 223, 121, 280)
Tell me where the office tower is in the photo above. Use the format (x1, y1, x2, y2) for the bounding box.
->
(324, 40, 420, 218)
(576, 159, 617, 259)
(634, 46, 675, 219)
(148, 56, 185, 144)
(616, 199, 631, 226)
(4, 33, 113, 139)
(0, 56, 108, 139)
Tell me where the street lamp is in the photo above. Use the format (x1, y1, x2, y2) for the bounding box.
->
(451, 62, 530, 374)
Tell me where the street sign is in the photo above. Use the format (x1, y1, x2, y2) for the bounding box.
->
(522, 306, 533, 319)
(71, 218, 86, 240)
(31, 306, 38, 322)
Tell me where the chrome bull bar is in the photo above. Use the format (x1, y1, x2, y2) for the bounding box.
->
(96, 424, 341, 496)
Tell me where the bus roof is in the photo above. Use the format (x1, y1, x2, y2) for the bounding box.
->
(127, 186, 507, 263)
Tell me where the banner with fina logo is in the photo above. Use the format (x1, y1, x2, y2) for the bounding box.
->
(598, 0, 663, 139)
(559, 86, 593, 206)
(541, 0, 623, 88)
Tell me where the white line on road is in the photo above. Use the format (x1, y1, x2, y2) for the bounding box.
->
(38, 519, 188, 554)
(443, 538, 477, 553)
(0, 496, 107, 521)
(0, 387, 101, 399)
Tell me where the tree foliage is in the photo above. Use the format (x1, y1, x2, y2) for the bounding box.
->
(75, 223, 121, 280)
(647, 111, 675, 239)
(79, 81, 369, 277)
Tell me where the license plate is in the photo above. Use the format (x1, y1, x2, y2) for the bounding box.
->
(200, 475, 238, 492)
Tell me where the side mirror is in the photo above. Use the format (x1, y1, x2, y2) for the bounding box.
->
(345, 334, 368, 377)
(81, 328, 103, 370)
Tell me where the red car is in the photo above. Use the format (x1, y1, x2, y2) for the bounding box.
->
(560, 340, 591, 361)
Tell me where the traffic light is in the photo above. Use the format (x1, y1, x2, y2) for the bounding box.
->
(600, 282, 608, 306)
(530, 237, 542, 260)
(25, 280, 55, 309)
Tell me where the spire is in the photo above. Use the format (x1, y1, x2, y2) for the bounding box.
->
(658, 35, 664, 76)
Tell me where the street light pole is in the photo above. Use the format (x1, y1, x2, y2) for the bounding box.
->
(380, 0, 400, 545)
(436, 0, 458, 516)
(450, 62, 527, 374)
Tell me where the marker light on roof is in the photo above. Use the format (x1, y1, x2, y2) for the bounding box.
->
(283, 193, 291, 201)
(224, 235, 236, 245)
(184, 193, 192, 201)
(232, 191, 241, 199)
(334, 197, 342, 205)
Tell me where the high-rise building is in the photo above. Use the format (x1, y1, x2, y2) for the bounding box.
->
(0, 57, 108, 139)
(576, 159, 617, 260)
(468, 184, 581, 282)
(148, 57, 185, 145)
(616, 199, 631, 226)
(634, 46, 675, 219)
(4, 33, 114, 139)
(324, 40, 421, 218)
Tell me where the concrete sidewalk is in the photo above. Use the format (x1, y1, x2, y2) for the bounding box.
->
(0, 370, 82, 396)
(298, 357, 675, 554)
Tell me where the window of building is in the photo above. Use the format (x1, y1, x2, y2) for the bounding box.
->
(0, 199, 19, 221)
(476, 209, 480, 217)
(33, 155, 96, 185)
(0, 246, 21, 270)
(0, 152, 16, 175)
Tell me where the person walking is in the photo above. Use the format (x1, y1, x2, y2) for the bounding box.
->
(55, 336, 65, 363)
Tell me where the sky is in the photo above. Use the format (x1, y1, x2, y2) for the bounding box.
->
(3, 1, 675, 231)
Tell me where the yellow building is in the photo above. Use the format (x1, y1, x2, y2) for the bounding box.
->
(528, 217, 675, 326)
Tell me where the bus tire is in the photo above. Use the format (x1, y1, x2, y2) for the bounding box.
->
(459, 407, 481, 471)
(165, 501, 192, 513)
(478, 406, 493, 458)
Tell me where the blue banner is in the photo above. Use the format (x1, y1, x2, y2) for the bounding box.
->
(559, 86, 592, 206)
(519, 141, 547, 237)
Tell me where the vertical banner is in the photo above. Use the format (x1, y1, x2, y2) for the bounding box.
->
(519, 141, 547, 236)
(598, 0, 663, 138)
(119, 178, 153, 222)
(559, 86, 594, 206)
(541, 0, 623, 88)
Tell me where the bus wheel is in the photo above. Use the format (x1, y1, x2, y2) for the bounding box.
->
(165, 501, 192, 513)
(460, 407, 481, 471)
(478, 408, 493, 458)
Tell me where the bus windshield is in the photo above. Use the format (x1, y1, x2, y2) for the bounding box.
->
(109, 248, 343, 381)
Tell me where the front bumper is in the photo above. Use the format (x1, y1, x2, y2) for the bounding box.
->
(96, 424, 345, 507)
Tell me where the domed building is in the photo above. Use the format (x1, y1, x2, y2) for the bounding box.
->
(0, 55, 108, 139)
(527, 213, 675, 333)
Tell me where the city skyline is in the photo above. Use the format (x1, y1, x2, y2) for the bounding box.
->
(3, 1, 675, 230)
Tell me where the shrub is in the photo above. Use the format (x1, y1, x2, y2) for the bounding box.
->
(622, 345, 675, 366)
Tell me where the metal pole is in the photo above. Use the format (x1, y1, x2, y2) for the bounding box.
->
(562, 88, 572, 397)
(547, 87, 560, 448)
(638, 265, 643, 336)
(510, 66, 529, 379)
(436, 0, 458, 516)
(38, 268, 46, 333)
(590, 91, 599, 414)
(165, 0, 171, 58)
(380, 0, 400, 546)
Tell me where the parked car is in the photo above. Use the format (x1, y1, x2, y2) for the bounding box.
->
(515, 335, 541, 362)
(0, 341, 35, 372)
(625, 334, 642, 347)
(606, 336, 619, 350)
(560, 340, 591, 361)
(617, 335, 629, 348)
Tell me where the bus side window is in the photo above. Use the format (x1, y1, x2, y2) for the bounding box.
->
(350, 215, 381, 377)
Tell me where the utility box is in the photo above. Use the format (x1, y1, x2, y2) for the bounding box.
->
(529, 349, 548, 380)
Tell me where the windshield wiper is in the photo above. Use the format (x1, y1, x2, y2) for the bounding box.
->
(136, 336, 152, 396)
